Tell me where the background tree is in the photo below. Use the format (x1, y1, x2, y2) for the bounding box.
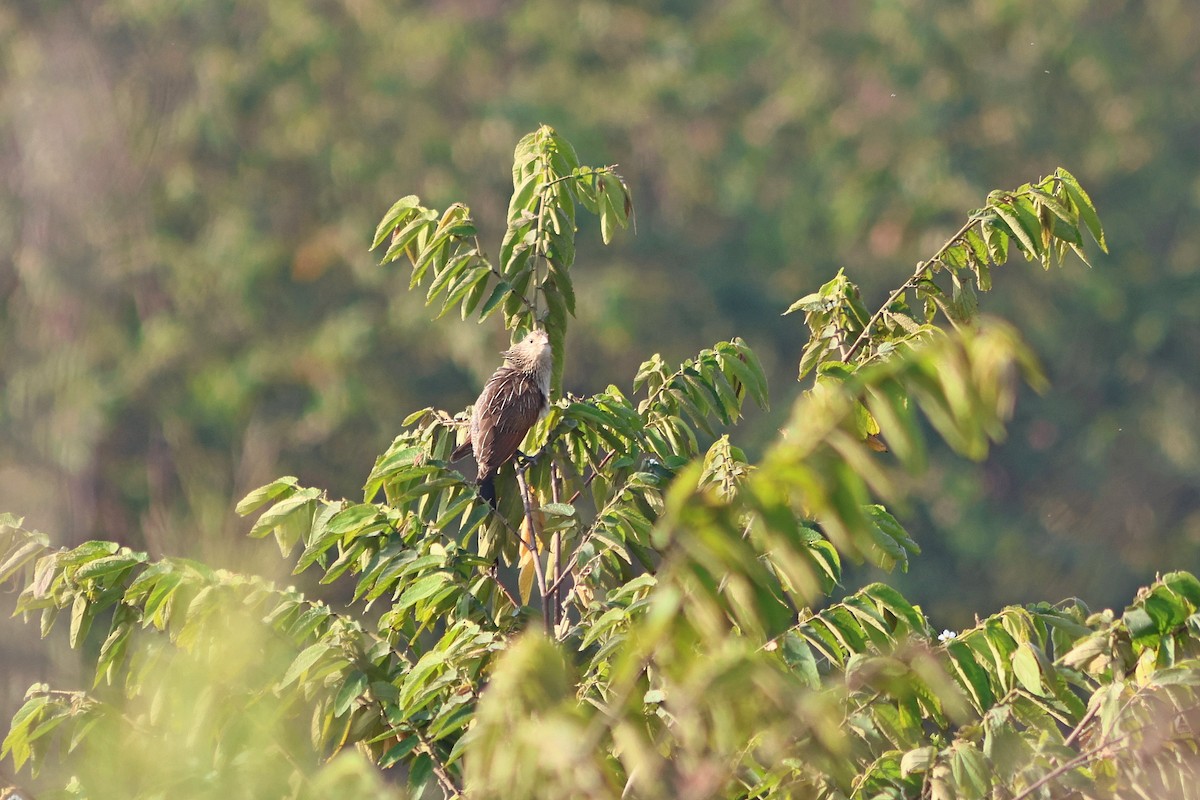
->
(7, 129, 1200, 800)
(2, 0, 1198, 622)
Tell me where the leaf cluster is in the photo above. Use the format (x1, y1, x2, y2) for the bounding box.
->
(789, 169, 1107, 379)
(372, 124, 633, 393)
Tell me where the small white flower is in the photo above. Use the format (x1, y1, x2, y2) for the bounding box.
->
(938, 629, 957, 642)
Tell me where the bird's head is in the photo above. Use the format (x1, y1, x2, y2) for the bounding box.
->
(504, 329, 552, 374)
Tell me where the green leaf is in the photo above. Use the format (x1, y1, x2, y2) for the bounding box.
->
(860, 583, 925, 632)
(1056, 168, 1107, 252)
(372, 194, 422, 249)
(248, 489, 318, 540)
(281, 642, 334, 687)
(1148, 665, 1200, 686)
(499, 223, 534, 281)
(1, 695, 48, 768)
(143, 571, 184, 630)
(384, 211, 438, 267)
(74, 552, 146, 581)
(236, 476, 300, 515)
(946, 640, 994, 711)
(425, 250, 471, 304)
(718, 345, 769, 410)
(963, 227, 989, 265)
(1164, 571, 1200, 606)
(286, 605, 331, 641)
(460, 270, 493, 320)
(901, 745, 936, 776)
(1140, 587, 1188, 636)
(381, 737, 419, 769)
(784, 291, 825, 315)
(541, 503, 576, 518)
(780, 633, 821, 687)
(508, 171, 541, 221)
(59, 541, 121, 567)
(1011, 642, 1044, 695)
(401, 407, 434, 426)
(430, 704, 475, 741)
(1061, 631, 1109, 671)
(395, 573, 451, 612)
(982, 219, 1009, 265)
(992, 202, 1039, 260)
(69, 593, 92, 649)
(365, 446, 424, 488)
(547, 261, 576, 315)
(949, 272, 978, 322)
(0, 539, 49, 584)
(950, 742, 990, 799)
(333, 670, 369, 717)
(325, 504, 382, 535)
(96, 616, 132, 685)
(866, 506, 920, 558)
(478, 279, 512, 320)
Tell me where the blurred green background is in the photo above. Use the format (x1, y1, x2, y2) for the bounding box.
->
(2, 0, 1199, 730)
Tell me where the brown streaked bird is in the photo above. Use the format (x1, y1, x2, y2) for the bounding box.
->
(452, 329, 552, 507)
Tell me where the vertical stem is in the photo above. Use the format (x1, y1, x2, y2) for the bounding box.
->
(514, 466, 550, 630)
(531, 146, 552, 323)
(549, 468, 563, 632)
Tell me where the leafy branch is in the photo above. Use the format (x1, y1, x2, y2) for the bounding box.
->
(373, 124, 633, 394)
(790, 168, 1106, 378)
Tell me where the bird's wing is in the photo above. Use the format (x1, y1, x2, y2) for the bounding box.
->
(471, 367, 545, 477)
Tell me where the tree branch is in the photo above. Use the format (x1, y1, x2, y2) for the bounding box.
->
(843, 214, 981, 363)
(514, 466, 550, 630)
(488, 560, 521, 611)
(565, 449, 616, 506)
(549, 469, 564, 632)
(371, 694, 462, 799)
(414, 725, 464, 799)
(1010, 699, 1200, 800)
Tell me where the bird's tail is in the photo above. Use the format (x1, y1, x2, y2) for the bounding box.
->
(478, 473, 497, 509)
(451, 438, 472, 462)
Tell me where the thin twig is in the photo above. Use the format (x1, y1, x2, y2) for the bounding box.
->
(566, 450, 617, 505)
(1062, 699, 1100, 748)
(489, 560, 521, 611)
(367, 677, 466, 799)
(541, 165, 619, 190)
(549, 469, 564, 632)
(412, 720, 463, 798)
(843, 213, 981, 363)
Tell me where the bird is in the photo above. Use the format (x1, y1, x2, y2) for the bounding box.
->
(452, 329, 553, 508)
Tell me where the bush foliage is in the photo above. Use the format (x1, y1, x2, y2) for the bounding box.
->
(5, 129, 1196, 800)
